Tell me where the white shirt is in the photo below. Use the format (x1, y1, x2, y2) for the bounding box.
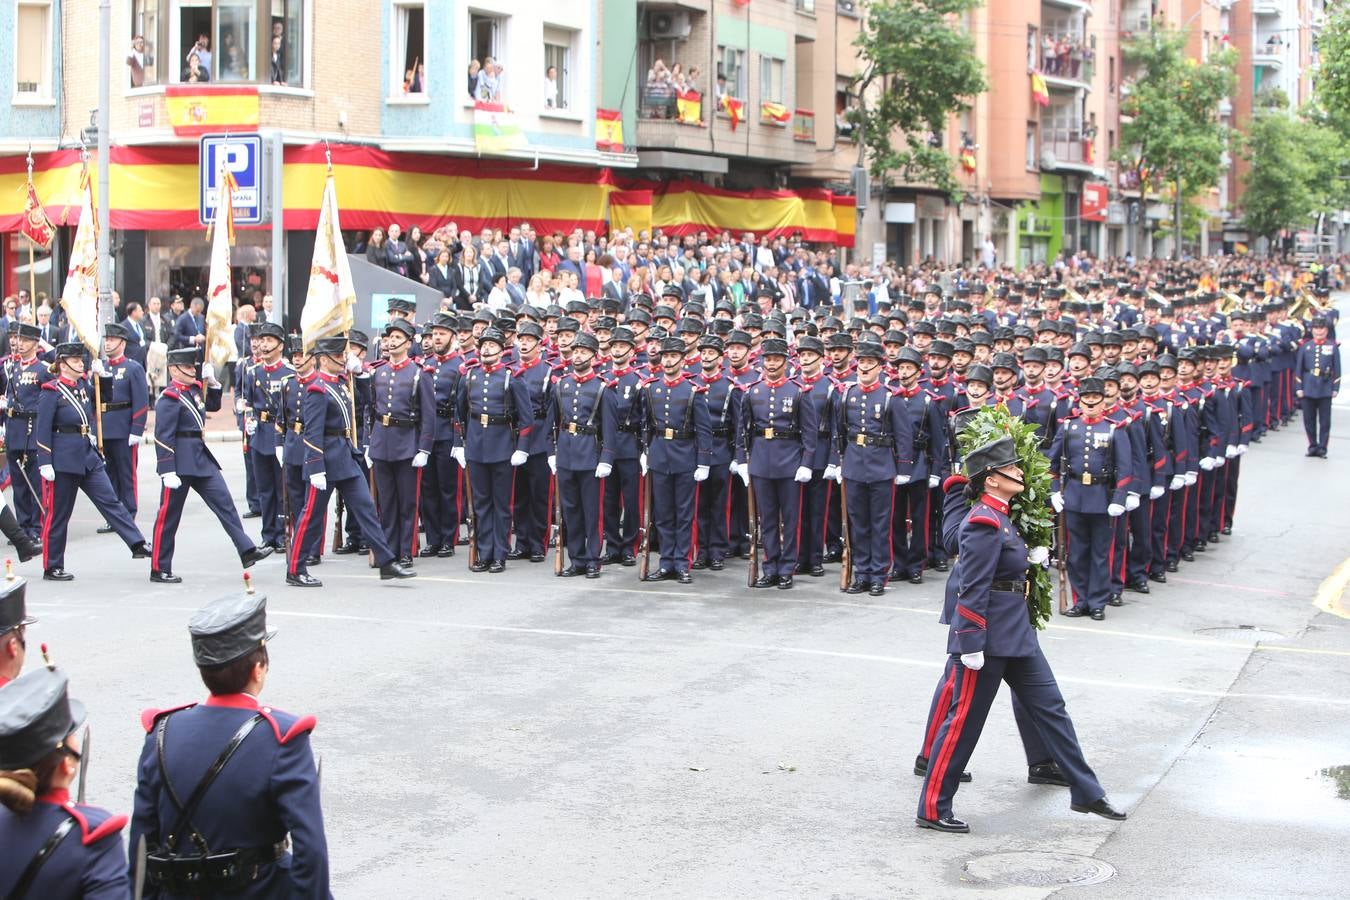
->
(543, 77, 558, 109)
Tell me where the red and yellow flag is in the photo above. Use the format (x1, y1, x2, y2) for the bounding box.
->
(960, 149, 977, 174)
(20, 180, 55, 250)
(721, 95, 745, 131)
(676, 89, 703, 125)
(1031, 72, 1050, 107)
(595, 109, 624, 151)
(165, 86, 260, 137)
(760, 101, 791, 124)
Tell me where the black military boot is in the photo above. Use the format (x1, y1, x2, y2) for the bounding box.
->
(0, 504, 39, 562)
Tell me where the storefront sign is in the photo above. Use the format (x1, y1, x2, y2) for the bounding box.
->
(199, 133, 265, 227)
(1081, 183, 1108, 223)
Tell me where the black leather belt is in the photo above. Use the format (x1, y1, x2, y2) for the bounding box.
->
(379, 414, 418, 428)
(176, 431, 202, 438)
(101, 401, 131, 411)
(147, 841, 286, 893)
(1068, 472, 1112, 485)
(325, 428, 350, 437)
(54, 424, 90, 435)
(618, 423, 642, 434)
(756, 427, 800, 440)
(475, 414, 512, 426)
(710, 426, 731, 438)
(991, 580, 1027, 593)
(8, 410, 35, 419)
(562, 423, 598, 436)
(655, 428, 694, 440)
(848, 433, 894, 448)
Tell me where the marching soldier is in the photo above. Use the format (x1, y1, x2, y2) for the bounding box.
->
(332, 330, 372, 556)
(239, 322, 291, 553)
(795, 335, 834, 578)
(734, 337, 818, 589)
(692, 335, 736, 572)
(1118, 362, 1170, 594)
(546, 333, 617, 577)
(0, 666, 130, 896)
(509, 322, 554, 563)
(150, 349, 272, 584)
(4, 324, 51, 542)
(369, 319, 435, 565)
(130, 592, 332, 897)
(1294, 316, 1340, 457)
(0, 576, 33, 686)
(95, 322, 148, 528)
(601, 326, 645, 566)
(233, 326, 263, 521)
(891, 347, 948, 584)
(1215, 345, 1252, 534)
(292, 337, 416, 585)
(640, 337, 713, 584)
(35, 343, 151, 582)
(452, 327, 532, 573)
(826, 340, 914, 596)
(279, 337, 321, 571)
(419, 314, 462, 558)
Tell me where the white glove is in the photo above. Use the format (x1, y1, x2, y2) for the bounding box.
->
(928, 474, 940, 488)
(245, 418, 258, 436)
(736, 465, 751, 487)
(451, 447, 466, 467)
(1050, 491, 1065, 513)
(1125, 493, 1140, 511)
(234, 398, 246, 415)
(1184, 471, 1197, 486)
(793, 465, 812, 483)
(595, 462, 612, 479)
(1213, 456, 1225, 468)
(1149, 485, 1166, 500)
(694, 464, 710, 482)
(129, 434, 141, 446)
(823, 464, 842, 483)
(1028, 546, 1050, 565)
(1107, 503, 1126, 517)
(310, 473, 327, 491)
(161, 473, 182, 490)
(412, 450, 429, 468)
(1199, 457, 1215, 471)
(1225, 444, 1239, 459)
(200, 363, 215, 382)
(90, 358, 109, 377)
(0, 395, 8, 410)
(639, 452, 648, 475)
(895, 474, 911, 485)
(1237, 443, 1248, 455)
(364, 449, 373, 468)
(39, 465, 55, 482)
(510, 450, 528, 466)
(275, 447, 284, 463)
(960, 651, 985, 671)
(346, 354, 363, 373)
(547, 454, 557, 474)
(1169, 474, 1186, 491)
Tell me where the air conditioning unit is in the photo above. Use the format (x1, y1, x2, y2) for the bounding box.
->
(838, 0, 859, 14)
(851, 166, 869, 210)
(649, 10, 692, 41)
(1040, 149, 1059, 170)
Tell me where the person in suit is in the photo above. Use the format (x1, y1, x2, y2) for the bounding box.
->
(451, 246, 485, 311)
(508, 227, 534, 282)
(173, 296, 207, 362)
(119, 300, 150, 368)
(427, 247, 456, 300)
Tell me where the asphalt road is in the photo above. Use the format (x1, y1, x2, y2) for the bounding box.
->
(21, 363, 1350, 898)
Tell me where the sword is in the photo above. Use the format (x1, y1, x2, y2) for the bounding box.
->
(76, 724, 90, 804)
(11, 452, 46, 518)
(132, 835, 147, 900)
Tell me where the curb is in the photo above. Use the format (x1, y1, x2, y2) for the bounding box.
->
(132, 430, 243, 445)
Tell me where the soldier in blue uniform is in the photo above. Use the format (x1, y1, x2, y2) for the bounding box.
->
(130, 592, 333, 897)
(640, 338, 713, 583)
(233, 328, 263, 520)
(917, 436, 1126, 833)
(238, 322, 291, 552)
(150, 349, 272, 583)
(35, 342, 150, 581)
(509, 322, 555, 563)
(601, 327, 646, 566)
(1049, 377, 1134, 620)
(794, 335, 834, 578)
(0, 666, 130, 898)
(277, 337, 320, 570)
(0, 577, 35, 686)
(546, 333, 618, 577)
(419, 314, 462, 557)
(292, 337, 416, 585)
(1118, 362, 1170, 594)
(453, 327, 533, 573)
(890, 347, 948, 584)
(94, 322, 148, 527)
(368, 319, 436, 564)
(734, 338, 818, 589)
(826, 340, 914, 596)
(692, 335, 736, 571)
(333, 330, 373, 556)
(5, 324, 52, 542)
(1294, 316, 1340, 457)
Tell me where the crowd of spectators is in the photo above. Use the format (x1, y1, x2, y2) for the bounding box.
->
(643, 59, 703, 120)
(468, 56, 505, 102)
(1040, 32, 1093, 80)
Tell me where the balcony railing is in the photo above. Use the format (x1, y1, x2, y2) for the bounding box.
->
(640, 88, 706, 127)
(1043, 129, 1095, 169)
(793, 109, 815, 142)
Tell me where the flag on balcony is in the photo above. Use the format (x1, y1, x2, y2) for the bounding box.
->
(59, 164, 100, 355)
(473, 101, 527, 154)
(1030, 72, 1050, 107)
(760, 101, 791, 124)
(300, 170, 357, 351)
(20, 180, 55, 251)
(204, 165, 240, 372)
(676, 89, 703, 125)
(596, 109, 624, 151)
(1084, 138, 1094, 164)
(722, 95, 746, 131)
(609, 190, 654, 237)
(960, 149, 977, 174)
(164, 86, 260, 137)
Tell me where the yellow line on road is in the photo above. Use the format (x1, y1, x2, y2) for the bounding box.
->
(1314, 557, 1350, 620)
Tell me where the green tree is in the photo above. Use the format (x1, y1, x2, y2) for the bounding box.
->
(1115, 25, 1236, 257)
(1316, 3, 1350, 138)
(1240, 95, 1328, 241)
(852, 0, 987, 200)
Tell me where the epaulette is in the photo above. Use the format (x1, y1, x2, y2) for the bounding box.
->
(942, 474, 969, 493)
(162, 388, 181, 400)
(64, 803, 128, 847)
(306, 382, 327, 394)
(39, 381, 59, 391)
(1113, 418, 1130, 430)
(256, 706, 318, 745)
(140, 702, 197, 733)
(968, 512, 1001, 529)
(793, 378, 813, 392)
(692, 382, 709, 393)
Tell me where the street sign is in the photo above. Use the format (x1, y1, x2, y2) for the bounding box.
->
(199, 133, 266, 226)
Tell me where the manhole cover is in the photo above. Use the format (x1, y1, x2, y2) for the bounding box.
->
(964, 851, 1116, 888)
(1194, 625, 1286, 641)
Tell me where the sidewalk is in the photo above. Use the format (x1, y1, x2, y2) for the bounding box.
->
(135, 404, 243, 444)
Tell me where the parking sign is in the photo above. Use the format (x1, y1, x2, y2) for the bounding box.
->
(199, 133, 265, 226)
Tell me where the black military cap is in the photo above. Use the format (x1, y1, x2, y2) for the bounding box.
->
(1156, 353, 1178, 370)
(1022, 346, 1048, 363)
(1118, 327, 1140, 341)
(969, 332, 993, 347)
(854, 340, 886, 360)
(963, 435, 1018, 479)
(600, 298, 623, 315)
(1013, 325, 1036, 341)
(1137, 360, 1161, 377)
(878, 329, 904, 346)
(907, 297, 927, 311)
(1083, 332, 1103, 346)
(387, 297, 416, 314)
(823, 333, 853, 351)
(256, 322, 286, 342)
(928, 339, 955, 358)
(565, 300, 591, 316)
(761, 338, 790, 357)
(1078, 377, 1106, 395)
(685, 301, 708, 319)
(610, 326, 636, 346)
(710, 319, 734, 337)
(726, 330, 753, 347)
(1138, 325, 1159, 341)
(659, 337, 686, 355)
(1044, 348, 1065, 364)
(428, 313, 456, 332)
(661, 283, 685, 301)
(912, 321, 937, 336)
(935, 318, 958, 335)
(1097, 366, 1120, 383)
(166, 347, 198, 368)
(572, 333, 600, 353)
(626, 309, 652, 326)
(762, 320, 787, 337)
(313, 336, 348, 357)
(992, 327, 1015, 342)
(964, 364, 993, 385)
(1176, 347, 1200, 363)
(517, 322, 544, 340)
(866, 315, 888, 331)
(0, 667, 85, 770)
(697, 334, 725, 353)
(990, 352, 1018, 371)
(543, 304, 564, 319)
(102, 322, 130, 342)
(821, 316, 844, 331)
(384, 319, 415, 340)
(1116, 362, 1139, 379)
(593, 316, 617, 332)
(189, 592, 273, 668)
(286, 335, 305, 357)
(555, 316, 581, 334)
(897, 347, 925, 367)
(54, 342, 85, 359)
(652, 304, 678, 322)
(797, 335, 825, 355)
(951, 338, 975, 355)
(743, 313, 766, 330)
(0, 577, 33, 635)
(1102, 331, 1124, 347)
(675, 317, 703, 335)
(478, 327, 506, 348)
(492, 317, 516, 334)
(348, 329, 372, 349)
(1311, 316, 1330, 329)
(1068, 342, 1092, 359)
(715, 301, 737, 317)
(247, 322, 265, 339)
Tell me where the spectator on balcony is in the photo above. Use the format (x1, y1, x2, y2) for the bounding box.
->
(715, 73, 729, 106)
(452, 245, 484, 311)
(385, 224, 415, 278)
(1070, 39, 1084, 79)
(127, 34, 146, 88)
(477, 56, 502, 103)
(538, 235, 562, 275)
(187, 33, 211, 76)
(645, 59, 675, 117)
(544, 65, 559, 109)
(584, 248, 606, 298)
(428, 248, 455, 299)
(270, 35, 287, 86)
(365, 228, 387, 269)
(182, 50, 209, 83)
(406, 226, 427, 283)
(1058, 37, 1072, 78)
(467, 59, 481, 100)
(1042, 33, 1055, 73)
(525, 273, 550, 307)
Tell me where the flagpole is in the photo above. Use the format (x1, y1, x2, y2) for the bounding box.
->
(25, 149, 36, 323)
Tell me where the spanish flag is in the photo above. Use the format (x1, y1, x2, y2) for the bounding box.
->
(722, 95, 746, 131)
(1031, 72, 1050, 107)
(596, 109, 624, 151)
(676, 89, 703, 125)
(960, 149, 977, 174)
(164, 86, 260, 137)
(760, 101, 791, 124)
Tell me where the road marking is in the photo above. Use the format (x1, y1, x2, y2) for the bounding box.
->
(1314, 556, 1350, 620)
(1164, 576, 1293, 598)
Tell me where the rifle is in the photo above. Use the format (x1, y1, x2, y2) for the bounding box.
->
(76, 724, 89, 804)
(637, 472, 653, 580)
(463, 462, 479, 568)
(745, 472, 761, 587)
(1056, 509, 1070, 614)
(366, 467, 377, 568)
(331, 494, 345, 553)
(838, 477, 853, 591)
(552, 473, 566, 575)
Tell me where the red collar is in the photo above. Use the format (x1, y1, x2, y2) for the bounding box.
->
(480, 361, 504, 374)
(37, 787, 70, 806)
(897, 383, 921, 398)
(263, 359, 284, 372)
(611, 364, 632, 376)
(763, 375, 788, 389)
(518, 356, 543, 372)
(318, 371, 342, 383)
(573, 370, 597, 384)
(663, 373, 687, 387)
(171, 379, 197, 391)
(204, 693, 260, 710)
(729, 365, 751, 377)
(1083, 414, 1103, 424)
(801, 371, 824, 384)
(929, 375, 948, 387)
(107, 355, 125, 366)
(701, 371, 722, 384)
(299, 371, 318, 384)
(980, 494, 1010, 516)
(1315, 339, 1326, 346)
(59, 376, 78, 387)
(389, 357, 412, 371)
(858, 380, 884, 394)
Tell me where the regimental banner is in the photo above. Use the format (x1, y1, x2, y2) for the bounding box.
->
(21, 181, 55, 250)
(473, 102, 527, 154)
(204, 167, 239, 371)
(300, 173, 357, 350)
(165, 86, 260, 137)
(59, 168, 100, 354)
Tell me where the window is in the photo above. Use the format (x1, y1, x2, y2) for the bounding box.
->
(216, 0, 257, 82)
(1026, 124, 1038, 171)
(717, 46, 746, 99)
(270, 0, 304, 87)
(393, 1, 426, 96)
(760, 55, 784, 104)
(130, 0, 160, 86)
(543, 25, 575, 110)
(470, 12, 505, 101)
(161, 1, 305, 86)
(1027, 25, 1038, 73)
(15, 0, 53, 99)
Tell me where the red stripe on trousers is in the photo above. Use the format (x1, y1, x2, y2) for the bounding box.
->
(41, 478, 55, 570)
(290, 486, 319, 575)
(921, 665, 956, 758)
(151, 484, 172, 571)
(924, 665, 978, 820)
(409, 469, 423, 556)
